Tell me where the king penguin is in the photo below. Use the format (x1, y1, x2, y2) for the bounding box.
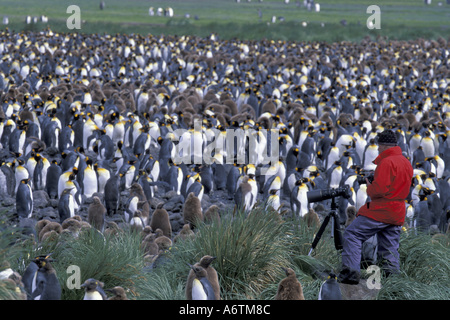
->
(267, 188, 282, 212)
(30, 255, 61, 300)
(22, 254, 47, 300)
(275, 267, 305, 300)
(318, 272, 342, 300)
(290, 179, 309, 218)
(32, 153, 50, 191)
(226, 164, 243, 200)
(82, 158, 98, 198)
(94, 163, 111, 194)
(362, 139, 378, 171)
(166, 161, 183, 195)
(183, 192, 203, 229)
(234, 175, 254, 213)
(14, 158, 29, 195)
(185, 255, 220, 300)
(104, 174, 120, 216)
(420, 131, 435, 158)
(16, 178, 33, 219)
(186, 264, 217, 300)
(150, 203, 172, 238)
(81, 278, 107, 300)
(45, 159, 62, 199)
(0, 161, 15, 197)
(58, 188, 75, 224)
(88, 196, 106, 233)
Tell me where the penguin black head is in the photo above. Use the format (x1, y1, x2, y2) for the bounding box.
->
(269, 189, 279, 195)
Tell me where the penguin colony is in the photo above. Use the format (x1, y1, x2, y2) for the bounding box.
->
(0, 27, 449, 300)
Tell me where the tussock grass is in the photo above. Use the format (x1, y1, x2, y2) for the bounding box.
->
(157, 205, 293, 299)
(1, 206, 449, 300)
(376, 231, 450, 300)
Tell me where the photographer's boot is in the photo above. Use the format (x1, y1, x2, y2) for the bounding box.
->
(337, 267, 360, 285)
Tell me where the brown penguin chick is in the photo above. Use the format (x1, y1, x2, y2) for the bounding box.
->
(173, 223, 195, 243)
(129, 183, 147, 201)
(137, 200, 150, 225)
(38, 221, 62, 242)
(154, 231, 173, 252)
(61, 217, 81, 230)
(141, 225, 153, 239)
(261, 99, 277, 114)
(104, 221, 121, 237)
(106, 286, 129, 300)
(204, 204, 221, 224)
(221, 99, 238, 115)
(88, 196, 106, 232)
(183, 192, 203, 229)
(40, 230, 60, 243)
(35, 219, 51, 238)
(141, 233, 159, 256)
(303, 208, 320, 229)
(275, 267, 305, 300)
(61, 217, 82, 237)
(150, 203, 172, 238)
(185, 255, 220, 300)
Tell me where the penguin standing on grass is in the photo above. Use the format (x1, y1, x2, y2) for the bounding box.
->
(88, 196, 107, 233)
(290, 179, 309, 218)
(81, 278, 107, 300)
(275, 267, 305, 300)
(30, 255, 61, 300)
(22, 254, 47, 300)
(186, 264, 217, 300)
(185, 255, 220, 300)
(318, 272, 342, 300)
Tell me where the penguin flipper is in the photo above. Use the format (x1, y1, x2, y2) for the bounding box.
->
(30, 272, 46, 300)
(22, 263, 38, 299)
(97, 285, 108, 300)
(200, 277, 216, 300)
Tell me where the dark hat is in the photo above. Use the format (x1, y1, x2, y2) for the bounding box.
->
(377, 130, 397, 146)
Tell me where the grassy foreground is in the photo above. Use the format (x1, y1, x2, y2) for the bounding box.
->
(1, 205, 449, 300)
(0, 0, 449, 42)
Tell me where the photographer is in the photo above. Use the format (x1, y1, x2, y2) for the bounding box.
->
(338, 130, 413, 284)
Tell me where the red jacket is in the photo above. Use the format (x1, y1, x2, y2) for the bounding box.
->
(357, 146, 413, 225)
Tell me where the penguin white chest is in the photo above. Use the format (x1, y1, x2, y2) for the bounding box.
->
(84, 167, 98, 197)
(191, 279, 207, 300)
(84, 291, 104, 300)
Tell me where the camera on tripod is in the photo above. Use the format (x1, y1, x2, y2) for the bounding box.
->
(356, 170, 374, 185)
(307, 185, 352, 203)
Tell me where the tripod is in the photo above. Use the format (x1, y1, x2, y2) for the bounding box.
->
(308, 197, 343, 256)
